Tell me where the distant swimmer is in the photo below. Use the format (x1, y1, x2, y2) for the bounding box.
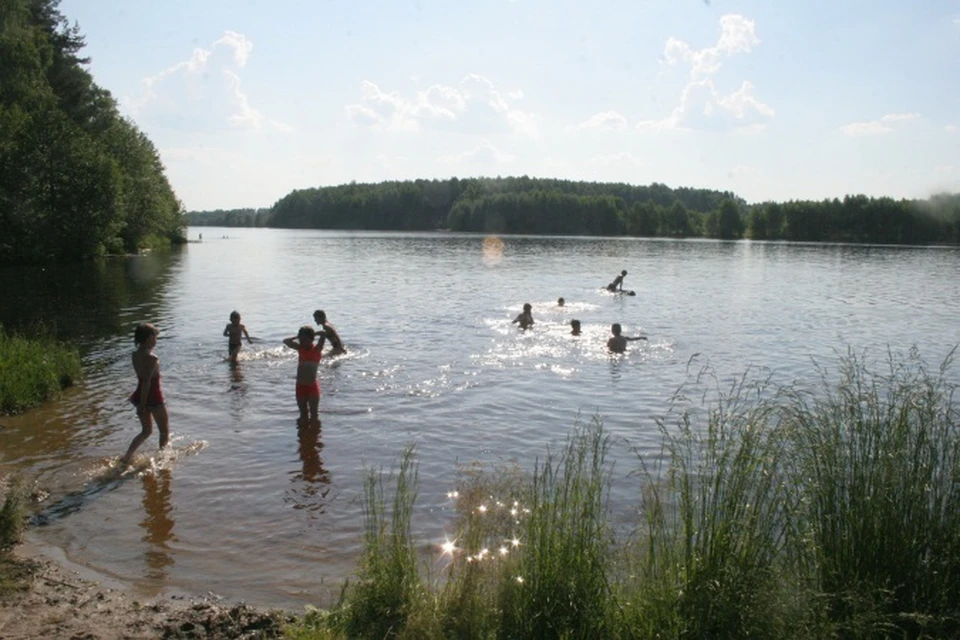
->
(223, 310, 252, 363)
(606, 323, 647, 353)
(557, 297, 565, 307)
(313, 310, 345, 356)
(606, 270, 628, 293)
(121, 323, 170, 466)
(284, 326, 325, 427)
(570, 319, 582, 336)
(512, 303, 534, 330)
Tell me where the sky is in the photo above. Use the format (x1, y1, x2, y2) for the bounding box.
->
(60, 0, 960, 211)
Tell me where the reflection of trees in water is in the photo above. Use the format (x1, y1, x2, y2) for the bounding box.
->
(287, 422, 332, 513)
(0, 250, 183, 345)
(140, 468, 176, 582)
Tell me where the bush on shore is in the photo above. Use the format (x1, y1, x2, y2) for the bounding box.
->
(0, 326, 81, 415)
(284, 348, 959, 639)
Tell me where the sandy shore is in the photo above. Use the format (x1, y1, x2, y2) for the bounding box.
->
(0, 548, 292, 639)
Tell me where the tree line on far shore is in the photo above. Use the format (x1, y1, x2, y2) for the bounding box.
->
(0, 0, 184, 265)
(188, 177, 960, 245)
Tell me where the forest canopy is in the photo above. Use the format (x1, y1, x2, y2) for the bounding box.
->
(0, 0, 184, 265)
(187, 177, 960, 246)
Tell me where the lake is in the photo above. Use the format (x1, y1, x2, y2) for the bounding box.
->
(1, 229, 958, 609)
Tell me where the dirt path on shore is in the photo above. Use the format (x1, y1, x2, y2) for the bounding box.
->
(0, 551, 291, 639)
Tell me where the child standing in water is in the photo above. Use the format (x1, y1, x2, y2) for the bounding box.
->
(606, 323, 647, 353)
(223, 310, 252, 363)
(512, 303, 534, 329)
(121, 323, 170, 466)
(284, 326, 325, 426)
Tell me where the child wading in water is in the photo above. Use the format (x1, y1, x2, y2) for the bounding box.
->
(223, 310, 252, 363)
(284, 326, 325, 426)
(121, 323, 170, 466)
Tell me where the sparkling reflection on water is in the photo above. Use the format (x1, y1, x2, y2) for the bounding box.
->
(1, 230, 958, 608)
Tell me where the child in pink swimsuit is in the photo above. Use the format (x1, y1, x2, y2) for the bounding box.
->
(121, 323, 170, 466)
(283, 326, 325, 426)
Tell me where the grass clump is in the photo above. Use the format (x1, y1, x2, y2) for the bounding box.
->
(0, 475, 30, 597)
(0, 325, 81, 415)
(284, 348, 960, 639)
(329, 446, 433, 639)
(787, 347, 960, 637)
(626, 370, 808, 639)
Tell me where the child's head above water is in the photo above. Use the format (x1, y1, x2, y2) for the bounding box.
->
(313, 310, 327, 324)
(298, 325, 316, 345)
(570, 319, 581, 335)
(230, 310, 241, 323)
(611, 323, 622, 336)
(523, 303, 532, 312)
(134, 322, 158, 346)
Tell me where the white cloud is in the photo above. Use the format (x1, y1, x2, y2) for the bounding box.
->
(638, 79, 774, 132)
(438, 140, 516, 165)
(346, 75, 539, 138)
(571, 111, 629, 131)
(946, 124, 958, 134)
(128, 31, 290, 132)
(663, 14, 760, 78)
(839, 113, 920, 136)
(640, 14, 772, 133)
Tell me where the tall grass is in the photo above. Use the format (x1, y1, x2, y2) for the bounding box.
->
(626, 370, 808, 639)
(498, 418, 618, 638)
(288, 349, 959, 639)
(332, 446, 434, 639)
(0, 475, 27, 550)
(787, 347, 960, 636)
(0, 324, 81, 414)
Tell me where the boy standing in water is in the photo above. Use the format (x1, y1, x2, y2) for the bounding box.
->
(223, 311, 252, 363)
(512, 303, 534, 329)
(313, 310, 345, 355)
(284, 326, 325, 426)
(607, 323, 647, 353)
(121, 323, 170, 466)
(606, 270, 628, 292)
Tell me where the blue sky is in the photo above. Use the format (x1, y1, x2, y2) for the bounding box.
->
(61, 0, 960, 211)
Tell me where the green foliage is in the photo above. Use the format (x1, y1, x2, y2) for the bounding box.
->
(0, 0, 183, 264)
(330, 447, 429, 639)
(0, 324, 81, 414)
(786, 348, 960, 636)
(288, 350, 960, 639)
(0, 475, 27, 550)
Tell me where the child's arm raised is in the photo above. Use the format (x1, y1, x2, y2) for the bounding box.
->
(283, 337, 300, 350)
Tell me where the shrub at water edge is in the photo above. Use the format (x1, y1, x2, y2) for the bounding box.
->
(0, 326, 82, 415)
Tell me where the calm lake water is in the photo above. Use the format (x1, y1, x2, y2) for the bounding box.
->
(1, 228, 958, 608)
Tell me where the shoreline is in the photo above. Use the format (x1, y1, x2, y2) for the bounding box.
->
(0, 543, 292, 639)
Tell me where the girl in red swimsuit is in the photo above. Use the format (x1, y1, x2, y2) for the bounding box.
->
(283, 325, 325, 426)
(120, 323, 170, 466)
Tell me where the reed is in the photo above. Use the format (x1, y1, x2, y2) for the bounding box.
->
(786, 347, 960, 637)
(331, 446, 431, 639)
(288, 349, 960, 639)
(0, 325, 81, 414)
(498, 418, 619, 638)
(625, 369, 810, 639)
(0, 475, 26, 550)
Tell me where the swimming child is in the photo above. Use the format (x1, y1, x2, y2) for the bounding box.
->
(120, 323, 170, 466)
(606, 323, 647, 353)
(557, 297, 565, 307)
(512, 303, 534, 330)
(223, 311, 252, 363)
(284, 326, 325, 426)
(570, 319, 582, 335)
(313, 310, 345, 355)
(606, 270, 628, 292)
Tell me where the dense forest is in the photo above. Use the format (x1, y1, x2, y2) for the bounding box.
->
(0, 0, 184, 265)
(188, 178, 960, 245)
